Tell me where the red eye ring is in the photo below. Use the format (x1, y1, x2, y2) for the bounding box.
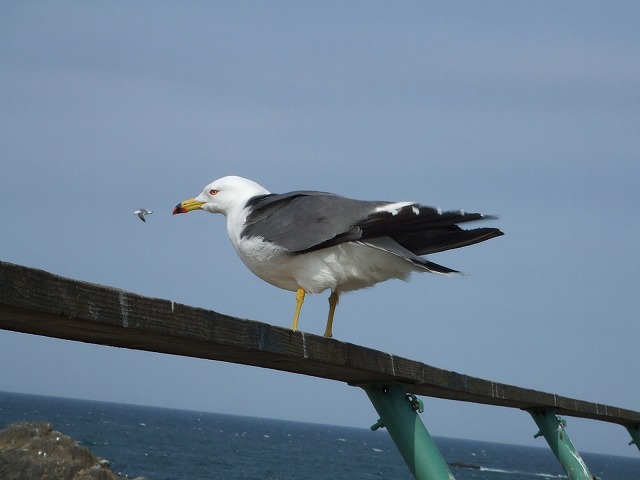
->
(209, 189, 219, 196)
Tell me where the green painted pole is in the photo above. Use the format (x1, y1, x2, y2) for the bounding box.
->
(626, 424, 640, 453)
(362, 384, 455, 480)
(528, 409, 598, 480)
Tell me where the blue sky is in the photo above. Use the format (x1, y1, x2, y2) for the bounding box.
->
(1, 1, 639, 458)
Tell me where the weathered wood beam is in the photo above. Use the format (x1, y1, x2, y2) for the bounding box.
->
(1, 260, 638, 426)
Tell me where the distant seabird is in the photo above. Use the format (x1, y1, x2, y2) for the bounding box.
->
(134, 208, 153, 222)
(173, 176, 503, 337)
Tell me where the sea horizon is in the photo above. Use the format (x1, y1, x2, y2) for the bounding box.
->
(2, 389, 637, 460)
(1, 390, 638, 479)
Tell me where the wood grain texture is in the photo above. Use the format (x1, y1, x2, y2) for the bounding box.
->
(1, 260, 638, 426)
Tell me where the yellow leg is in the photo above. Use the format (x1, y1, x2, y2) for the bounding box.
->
(291, 287, 305, 332)
(324, 291, 339, 338)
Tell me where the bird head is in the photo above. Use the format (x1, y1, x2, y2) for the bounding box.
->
(173, 176, 270, 217)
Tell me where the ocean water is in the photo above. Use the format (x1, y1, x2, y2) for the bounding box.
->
(0, 392, 638, 480)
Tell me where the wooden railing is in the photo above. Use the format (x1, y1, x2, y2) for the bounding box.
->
(1, 260, 638, 479)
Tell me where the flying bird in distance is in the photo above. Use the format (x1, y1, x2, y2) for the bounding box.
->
(173, 176, 503, 338)
(134, 208, 153, 222)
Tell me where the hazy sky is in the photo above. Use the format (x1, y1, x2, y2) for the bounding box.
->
(1, 1, 639, 460)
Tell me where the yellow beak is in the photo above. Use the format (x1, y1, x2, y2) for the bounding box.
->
(173, 198, 206, 215)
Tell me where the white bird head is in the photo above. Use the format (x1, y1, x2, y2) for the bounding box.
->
(173, 176, 270, 217)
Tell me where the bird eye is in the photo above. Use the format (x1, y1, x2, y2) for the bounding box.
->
(209, 189, 219, 196)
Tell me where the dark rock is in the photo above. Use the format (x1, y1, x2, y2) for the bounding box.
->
(448, 460, 482, 470)
(0, 422, 146, 480)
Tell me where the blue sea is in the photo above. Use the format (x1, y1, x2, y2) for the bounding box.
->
(0, 392, 637, 479)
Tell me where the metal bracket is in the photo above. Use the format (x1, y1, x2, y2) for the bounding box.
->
(369, 392, 423, 431)
(370, 418, 385, 431)
(626, 424, 640, 452)
(360, 383, 455, 480)
(407, 393, 424, 413)
(527, 409, 599, 480)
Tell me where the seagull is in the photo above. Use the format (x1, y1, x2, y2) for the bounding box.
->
(173, 176, 503, 338)
(134, 208, 153, 222)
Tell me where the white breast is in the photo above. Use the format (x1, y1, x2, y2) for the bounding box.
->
(232, 234, 420, 295)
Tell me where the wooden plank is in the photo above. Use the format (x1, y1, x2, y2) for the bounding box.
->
(1, 260, 638, 426)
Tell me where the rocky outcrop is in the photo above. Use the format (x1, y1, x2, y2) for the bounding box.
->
(0, 422, 146, 480)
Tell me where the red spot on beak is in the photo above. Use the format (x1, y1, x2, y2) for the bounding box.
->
(173, 204, 186, 215)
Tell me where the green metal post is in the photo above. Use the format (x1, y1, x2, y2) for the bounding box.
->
(626, 424, 640, 453)
(528, 409, 597, 480)
(362, 384, 455, 480)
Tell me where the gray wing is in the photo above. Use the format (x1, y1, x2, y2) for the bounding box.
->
(242, 191, 386, 252)
(242, 191, 503, 261)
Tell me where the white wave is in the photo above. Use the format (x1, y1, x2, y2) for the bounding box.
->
(479, 467, 566, 478)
